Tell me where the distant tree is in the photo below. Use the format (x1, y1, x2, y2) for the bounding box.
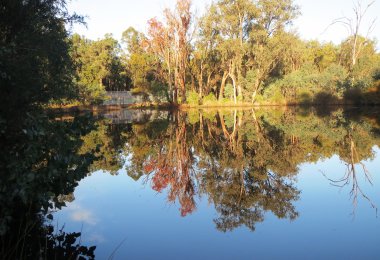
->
(329, 0, 377, 73)
(70, 34, 128, 104)
(122, 27, 157, 95)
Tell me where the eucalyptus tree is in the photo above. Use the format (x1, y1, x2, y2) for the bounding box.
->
(245, 0, 300, 102)
(192, 4, 226, 100)
(329, 0, 376, 73)
(147, 18, 176, 101)
(339, 36, 379, 83)
(122, 27, 147, 56)
(203, 0, 258, 103)
(121, 27, 156, 94)
(195, 0, 299, 103)
(146, 0, 193, 104)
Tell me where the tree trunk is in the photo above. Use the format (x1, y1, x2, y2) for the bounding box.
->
(237, 85, 242, 102)
(230, 74, 237, 104)
(218, 71, 228, 100)
(251, 72, 261, 103)
(198, 64, 203, 99)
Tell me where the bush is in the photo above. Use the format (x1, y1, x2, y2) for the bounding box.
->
(272, 63, 319, 100)
(344, 88, 363, 104)
(314, 92, 339, 105)
(373, 69, 380, 81)
(187, 90, 200, 105)
(187, 110, 199, 124)
(297, 90, 313, 105)
(262, 85, 286, 104)
(219, 97, 234, 104)
(254, 94, 265, 104)
(150, 81, 168, 102)
(319, 64, 348, 97)
(224, 84, 234, 100)
(80, 83, 107, 105)
(202, 93, 218, 106)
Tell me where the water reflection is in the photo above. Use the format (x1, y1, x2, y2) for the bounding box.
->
(121, 108, 380, 228)
(323, 124, 378, 216)
(1, 107, 379, 258)
(0, 111, 99, 259)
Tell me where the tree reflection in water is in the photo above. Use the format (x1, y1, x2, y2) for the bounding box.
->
(324, 123, 378, 216)
(0, 111, 100, 259)
(1, 107, 379, 258)
(123, 108, 380, 231)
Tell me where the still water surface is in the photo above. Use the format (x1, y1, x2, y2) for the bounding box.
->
(50, 107, 380, 259)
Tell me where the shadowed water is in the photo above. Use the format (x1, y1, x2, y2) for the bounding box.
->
(1, 107, 380, 259)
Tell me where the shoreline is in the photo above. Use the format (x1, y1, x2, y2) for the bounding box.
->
(46, 101, 380, 113)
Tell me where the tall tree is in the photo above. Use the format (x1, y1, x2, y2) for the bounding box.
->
(70, 34, 128, 103)
(0, 0, 82, 114)
(146, 0, 193, 104)
(329, 0, 376, 73)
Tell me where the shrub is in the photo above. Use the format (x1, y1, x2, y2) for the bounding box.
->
(314, 92, 339, 105)
(319, 64, 348, 97)
(373, 69, 380, 81)
(187, 110, 199, 124)
(187, 90, 200, 105)
(262, 85, 286, 104)
(272, 63, 320, 100)
(344, 88, 362, 104)
(254, 94, 265, 104)
(202, 93, 218, 106)
(297, 90, 313, 105)
(224, 84, 234, 100)
(80, 83, 107, 105)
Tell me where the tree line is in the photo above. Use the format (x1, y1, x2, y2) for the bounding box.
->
(1, 0, 379, 109)
(79, 107, 380, 231)
(121, 0, 380, 106)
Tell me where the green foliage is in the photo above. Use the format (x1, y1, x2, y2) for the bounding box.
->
(149, 81, 169, 102)
(263, 64, 317, 102)
(70, 34, 128, 104)
(262, 63, 351, 104)
(224, 84, 234, 100)
(78, 82, 108, 105)
(0, 111, 100, 258)
(122, 27, 146, 55)
(187, 110, 200, 124)
(0, 0, 81, 113)
(262, 85, 287, 104)
(187, 90, 200, 105)
(120, 108, 380, 231)
(373, 68, 380, 81)
(318, 64, 348, 96)
(304, 41, 338, 71)
(241, 70, 258, 96)
(202, 93, 218, 105)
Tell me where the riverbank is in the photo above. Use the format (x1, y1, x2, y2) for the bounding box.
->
(47, 100, 380, 114)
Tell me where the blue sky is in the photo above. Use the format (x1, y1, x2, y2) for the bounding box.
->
(67, 0, 380, 49)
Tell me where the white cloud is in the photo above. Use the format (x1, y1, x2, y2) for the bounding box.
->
(69, 204, 98, 225)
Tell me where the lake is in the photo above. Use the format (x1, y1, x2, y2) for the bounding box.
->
(1, 107, 380, 259)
